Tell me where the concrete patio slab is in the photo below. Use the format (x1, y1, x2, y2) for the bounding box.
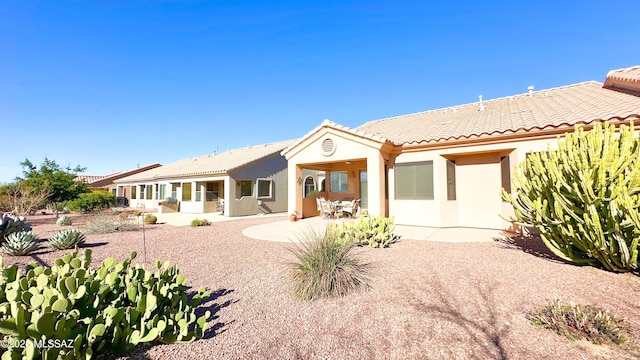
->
(242, 216, 512, 243)
(143, 211, 511, 243)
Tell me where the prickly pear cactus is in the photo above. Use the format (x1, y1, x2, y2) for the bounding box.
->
(328, 215, 398, 248)
(0, 249, 212, 359)
(502, 122, 640, 272)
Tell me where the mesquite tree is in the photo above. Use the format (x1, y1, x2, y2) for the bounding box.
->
(17, 158, 88, 217)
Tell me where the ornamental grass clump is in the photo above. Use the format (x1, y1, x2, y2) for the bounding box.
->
(85, 214, 139, 234)
(287, 229, 372, 300)
(502, 122, 640, 272)
(527, 299, 628, 345)
(1, 231, 39, 256)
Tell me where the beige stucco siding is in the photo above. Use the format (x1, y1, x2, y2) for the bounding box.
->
(389, 135, 563, 228)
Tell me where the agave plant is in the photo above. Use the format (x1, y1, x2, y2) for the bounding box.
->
(56, 215, 72, 226)
(1, 231, 39, 256)
(49, 229, 86, 250)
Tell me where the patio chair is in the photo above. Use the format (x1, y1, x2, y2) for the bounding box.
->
(217, 198, 225, 213)
(319, 199, 334, 219)
(341, 199, 357, 217)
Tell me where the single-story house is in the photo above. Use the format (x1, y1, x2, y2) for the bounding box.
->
(282, 65, 640, 229)
(76, 163, 162, 195)
(113, 140, 293, 216)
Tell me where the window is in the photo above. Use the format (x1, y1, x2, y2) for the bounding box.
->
(446, 160, 456, 200)
(130, 186, 136, 199)
(501, 156, 511, 194)
(206, 182, 219, 201)
(171, 183, 178, 199)
(395, 161, 434, 200)
(159, 184, 166, 200)
(257, 179, 273, 198)
(239, 180, 252, 197)
(182, 182, 192, 201)
(304, 176, 316, 197)
(330, 171, 348, 192)
(146, 185, 153, 200)
(111, 188, 117, 195)
(139, 185, 145, 200)
(195, 182, 202, 202)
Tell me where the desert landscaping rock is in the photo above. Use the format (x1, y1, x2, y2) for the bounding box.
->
(5, 214, 640, 359)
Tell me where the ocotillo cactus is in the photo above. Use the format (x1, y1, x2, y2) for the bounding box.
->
(502, 122, 640, 272)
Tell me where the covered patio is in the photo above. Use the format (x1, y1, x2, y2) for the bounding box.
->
(282, 120, 394, 219)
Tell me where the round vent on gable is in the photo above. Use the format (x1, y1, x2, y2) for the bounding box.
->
(321, 138, 336, 156)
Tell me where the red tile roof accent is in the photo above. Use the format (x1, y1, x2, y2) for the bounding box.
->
(604, 65, 640, 95)
(76, 175, 108, 184)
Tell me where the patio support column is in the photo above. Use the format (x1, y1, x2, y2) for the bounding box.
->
(367, 153, 386, 217)
(287, 162, 303, 218)
(223, 177, 231, 216)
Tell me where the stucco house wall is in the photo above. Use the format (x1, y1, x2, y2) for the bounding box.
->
(228, 153, 289, 217)
(282, 66, 640, 230)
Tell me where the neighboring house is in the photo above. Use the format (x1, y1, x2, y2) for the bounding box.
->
(76, 163, 162, 196)
(282, 65, 640, 229)
(113, 140, 294, 216)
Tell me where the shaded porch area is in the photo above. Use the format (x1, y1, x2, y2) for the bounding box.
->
(296, 158, 380, 219)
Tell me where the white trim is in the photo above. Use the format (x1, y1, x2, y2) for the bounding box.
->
(256, 178, 273, 199)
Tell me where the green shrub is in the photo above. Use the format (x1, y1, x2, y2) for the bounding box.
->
(528, 299, 628, 345)
(0, 249, 211, 358)
(1, 231, 39, 256)
(287, 229, 372, 300)
(144, 214, 157, 225)
(56, 215, 73, 226)
(49, 229, 86, 250)
(190, 218, 211, 227)
(502, 122, 640, 272)
(84, 214, 140, 234)
(67, 191, 116, 213)
(328, 215, 398, 248)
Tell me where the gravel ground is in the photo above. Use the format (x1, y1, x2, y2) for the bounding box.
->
(4, 214, 640, 359)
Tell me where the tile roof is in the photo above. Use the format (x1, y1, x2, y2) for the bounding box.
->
(76, 175, 109, 184)
(604, 65, 640, 95)
(356, 80, 640, 145)
(75, 164, 162, 185)
(115, 140, 295, 183)
(281, 119, 390, 156)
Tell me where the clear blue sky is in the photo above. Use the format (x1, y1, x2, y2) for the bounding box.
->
(1, 0, 639, 183)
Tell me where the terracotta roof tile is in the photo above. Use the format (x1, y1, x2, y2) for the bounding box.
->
(76, 175, 107, 184)
(115, 140, 295, 183)
(604, 65, 640, 95)
(281, 119, 390, 156)
(357, 81, 640, 145)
